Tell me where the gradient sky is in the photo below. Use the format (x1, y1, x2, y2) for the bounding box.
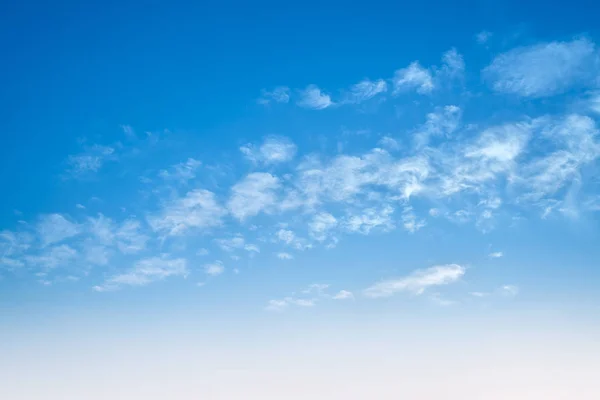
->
(2, 1, 600, 399)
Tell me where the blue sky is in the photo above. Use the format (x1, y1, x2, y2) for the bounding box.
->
(2, 1, 600, 398)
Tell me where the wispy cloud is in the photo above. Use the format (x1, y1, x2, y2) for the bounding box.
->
(148, 189, 226, 236)
(240, 136, 297, 165)
(276, 252, 293, 260)
(440, 48, 465, 80)
(364, 264, 465, 298)
(94, 256, 188, 292)
(297, 84, 334, 109)
(475, 30, 492, 44)
(401, 206, 426, 233)
(266, 283, 352, 311)
(25, 244, 78, 270)
(228, 173, 280, 220)
(66, 145, 116, 177)
(204, 260, 225, 276)
(37, 214, 81, 247)
(258, 86, 290, 105)
(342, 79, 387, 104)
(333, 290, 354, 300)
(392, 62, 434, 94)
(344, 205, 395, 234)
(158, 158, 201, 183)
(489, 251, 503, 258)
(483, 38, 598, 97)
(499, 284, 519, 297)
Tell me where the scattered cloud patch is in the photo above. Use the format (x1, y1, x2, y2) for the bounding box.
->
(149, 189, 226, 236)
(37, 214, 81, 247)
(342, 79, 387, 104)
(297, 85, 334, 109)
(158, 158, 201, 183)
(344, 205, 395, 234)
(499, 284, 519, 297)
(333, 290, 354, 300)
(66, 145, 115, 177)
(204, 260, 225, 276)
(228, 173, 280, 220)
(94, 256, 188, 292)
(475, 30, 492, 44)
(276, 252, 293, 260)
(240, 136, 297, 165)
(392, 62, 434, 95)
(258, 86, 291, 105)
(483, 38, 598, 97)
(364, 264, 465, 298)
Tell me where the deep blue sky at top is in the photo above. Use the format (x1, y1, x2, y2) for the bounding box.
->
(1, 0, 598, 215)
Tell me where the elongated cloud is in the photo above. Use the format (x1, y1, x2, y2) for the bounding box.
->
(94, 256, 188, 291)
(483, 38, 598, 97)
(364, 264, 465, 298)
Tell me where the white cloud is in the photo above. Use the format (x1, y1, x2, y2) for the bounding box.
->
(258, 86, 290, 105)
(364, 264, 465, 298)
(413, 105, 461, 148)
(66, 145, 115, 177)
(120, 124, 136, 139)
(437, 121, 532, 196)
(240, 136, 297, 165)
(215, 236, 246, 252)
(308, 212, 338, 241)
(475, 30, 492, 44)
(483, 38, 598, 97)
(344, 205, 395, 234)
(518, 115, 599, 200)
(402, 207, 426, 233)
(265, 299, 288, 312)
(0, 230, 33, 266)
(0, 256, 25, 269)
(588, 91, 600, 114)
(297, 84, 334, 109)
(440, 48, 465, 79)
(489, 251, 503, 258)
(75, 204, 86, 210)
(37, 214, 81, 247)
(342, 79, 387, 104)
(87, 213, 115, 244)
(276, 252, 293, 260)
(378, 136, 400, 151)
(274, 228, 309, 250)
(228, 173, 280, 220)
(392, 62, 434, 94)
(286, 298, 315, 307)
(197, 248, 209, 256)
(83, 243, 111, 266)
(149, 189, 226, 236)
(244, 244, 260, 253)
(333, 290, 354, 300)
(94, 256, 188, 291)
(204, 260, 225, 276)
(276, 229, 296, 244)
(115, 220, 149, 254)
(158, 158, 201, 183)
(499, 284, 519, 297)
(302, 283, 330, 295)
(24, 244, 78, 270)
